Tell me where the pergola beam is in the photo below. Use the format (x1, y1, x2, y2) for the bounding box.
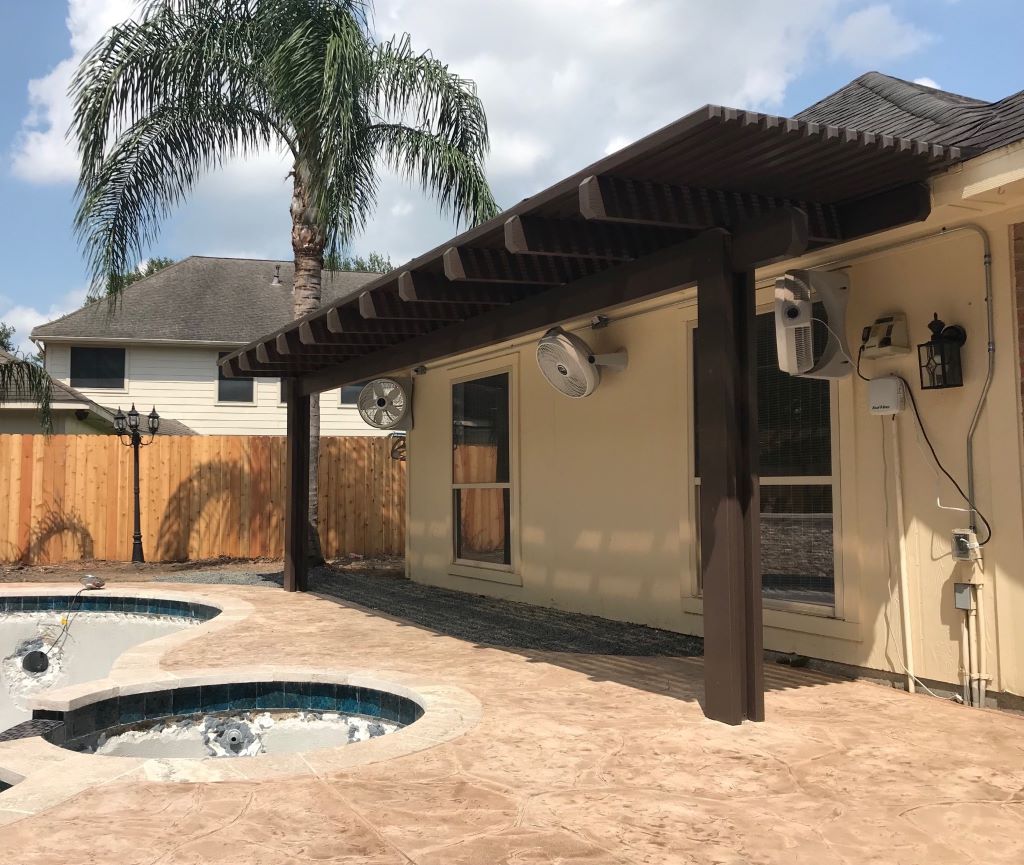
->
(359, 290, 466, 322)
(443, 246, 604, 284)
(398, 271, 527, 305)
(326, 305, 432, 337)
(579, 175, 842, 243)
(299, 208, 807, 395)
(504, 214, 684, 261)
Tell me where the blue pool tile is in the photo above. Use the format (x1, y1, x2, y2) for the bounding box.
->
(202, 684, 232, 714)
(144, 689, 173, 719)
(337, 685, 359, 715)
(118, 693, 145, 725)
(257, 682, 284, 710)
(95, 698, 119, 732)
(357, 687, 382, 719)
(172, 686, 202, 717)
(283, 681, 309, 710)
(308, 683, 336, 712)
(68, 704, 97, 741)
(229, 682, 258, 711)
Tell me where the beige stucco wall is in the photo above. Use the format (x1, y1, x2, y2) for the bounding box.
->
(405, 155, 1024, 699)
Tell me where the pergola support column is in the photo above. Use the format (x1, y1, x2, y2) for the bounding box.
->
(283, 378, 310, 592)
(696, 231, 764, 725)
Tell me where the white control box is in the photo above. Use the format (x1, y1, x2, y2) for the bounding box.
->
(868, 376, 906, 415)
(862, 314, 910, 358)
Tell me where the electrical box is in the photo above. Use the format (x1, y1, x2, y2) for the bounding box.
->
(952, 529, 981, 562)
(862, 314, 911, 358)
(868, 376, 906, 415)
(953, 582, 974, 611)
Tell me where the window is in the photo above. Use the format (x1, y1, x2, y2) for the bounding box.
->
(70, 347, 125, 389)
(694, 307, 836, 609)
(341, 383, 365, 405)
(218, 352, 253, 402)
(452, 372, 512, 567)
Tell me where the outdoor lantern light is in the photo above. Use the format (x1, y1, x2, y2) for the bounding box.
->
(113, 403, 160, 562)
(918, 313, 966, 390)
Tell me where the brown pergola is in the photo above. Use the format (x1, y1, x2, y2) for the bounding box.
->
(223, 104, 962, 725)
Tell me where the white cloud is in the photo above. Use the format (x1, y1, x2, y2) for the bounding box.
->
(10, 1, 938, 271)
(828, 4, 933, 65)
(10, 0, 139, 183)
(1, 287, 90, 354)
(914, 77, 941, 89)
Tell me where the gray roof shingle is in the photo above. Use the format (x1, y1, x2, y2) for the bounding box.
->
(796, 72, 1024, 157)
(32, 256, 378, 344)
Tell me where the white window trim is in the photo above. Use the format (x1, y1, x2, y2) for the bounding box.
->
(447, 355, 521, 584)
(684, 308, 846, 620)
(216, 352, 256, 406)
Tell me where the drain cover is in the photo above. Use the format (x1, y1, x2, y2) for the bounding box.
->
(22, 650, 49, 673)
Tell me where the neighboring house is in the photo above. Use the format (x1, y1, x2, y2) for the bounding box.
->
(234, 73, 1024, 711)
(0, 348, 194, 435)
(31, 257, 380, 436)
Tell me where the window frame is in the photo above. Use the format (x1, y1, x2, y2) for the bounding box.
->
(216, 351, 255, 405)
(685, 309, 845, 620)
(447, 358, 520, 583)
(69, 345, 127, 391)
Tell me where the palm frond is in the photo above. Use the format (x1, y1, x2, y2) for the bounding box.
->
(0, 357, 53, 434)
(370, 123, 498, 228)
(75, 98, 276, 288)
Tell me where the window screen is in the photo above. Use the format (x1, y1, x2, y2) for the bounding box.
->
(218, 352, 253, 402)
(70, 347, 125, 389)
(341, 383, 365, 405)
(693, 308, 835, 607)
(452, 373, 512, 565)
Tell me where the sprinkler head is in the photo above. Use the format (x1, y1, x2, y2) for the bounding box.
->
(22, 650, 49, 673)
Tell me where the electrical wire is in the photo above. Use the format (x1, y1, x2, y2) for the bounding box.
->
(811, 317, 863, 377)
(44, 588, 87, 659)
(892, 374, 993, 546)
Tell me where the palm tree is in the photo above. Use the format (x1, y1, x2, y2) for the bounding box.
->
(72, 0, 499, 560)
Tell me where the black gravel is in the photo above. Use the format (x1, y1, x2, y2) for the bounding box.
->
(157, 566, 703, 657)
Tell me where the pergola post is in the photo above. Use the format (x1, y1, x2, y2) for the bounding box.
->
(283, 378, 310, 592)
(696, 231, 765, 725)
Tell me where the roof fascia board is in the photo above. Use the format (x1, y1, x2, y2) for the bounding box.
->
(35, 336, 249, 348)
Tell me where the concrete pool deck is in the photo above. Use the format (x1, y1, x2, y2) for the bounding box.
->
(1, 578, 1022, 864)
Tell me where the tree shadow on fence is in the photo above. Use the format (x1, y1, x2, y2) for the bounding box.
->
(154, 458, 272, 562)
(3, 505, 95, 565)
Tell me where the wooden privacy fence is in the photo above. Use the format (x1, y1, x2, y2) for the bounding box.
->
(0, 435, 405, 565)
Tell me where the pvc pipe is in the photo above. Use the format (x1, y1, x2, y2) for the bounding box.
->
(960, 611, 971, 704)
(890, 417, 915, 693)
(976, 582, 988, 707)
(967, 602, 980, 707)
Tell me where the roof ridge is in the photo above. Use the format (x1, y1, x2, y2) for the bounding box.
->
(854, 72, 992, 125)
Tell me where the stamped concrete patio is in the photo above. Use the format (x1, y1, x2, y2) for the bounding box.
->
(1, 574, 1022, 864)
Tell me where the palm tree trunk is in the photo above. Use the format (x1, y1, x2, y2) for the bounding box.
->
(290, 164, 325, 564)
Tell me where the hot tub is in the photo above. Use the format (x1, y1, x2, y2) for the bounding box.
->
(1, 594, 218, 733)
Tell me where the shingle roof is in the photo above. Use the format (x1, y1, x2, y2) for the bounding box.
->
(32, 256, 378, 344)
(796, 72, 1024, 157)
(1, 348, 196, 435)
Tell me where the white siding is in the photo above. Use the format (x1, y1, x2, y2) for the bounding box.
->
(45, 343, 383, 436)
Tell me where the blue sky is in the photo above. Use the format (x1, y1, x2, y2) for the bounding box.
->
(0, 0, 1019, 353)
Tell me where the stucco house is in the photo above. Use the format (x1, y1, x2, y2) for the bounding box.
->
(30, 257, 380, 436)
(230, 72, 1024, 722)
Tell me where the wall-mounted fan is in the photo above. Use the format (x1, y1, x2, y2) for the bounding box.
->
(536, 327, 628, 398)
(774, 270, 851, 379)
(356, 378, 412, 429)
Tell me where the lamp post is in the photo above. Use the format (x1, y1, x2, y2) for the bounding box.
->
(114, 404, 160, 563)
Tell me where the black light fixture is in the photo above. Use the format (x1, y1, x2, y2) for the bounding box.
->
(918, 313, 966, 390)
(113, 403, 160, 562)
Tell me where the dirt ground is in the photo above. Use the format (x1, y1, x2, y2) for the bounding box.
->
(0, 555, 405, 584)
